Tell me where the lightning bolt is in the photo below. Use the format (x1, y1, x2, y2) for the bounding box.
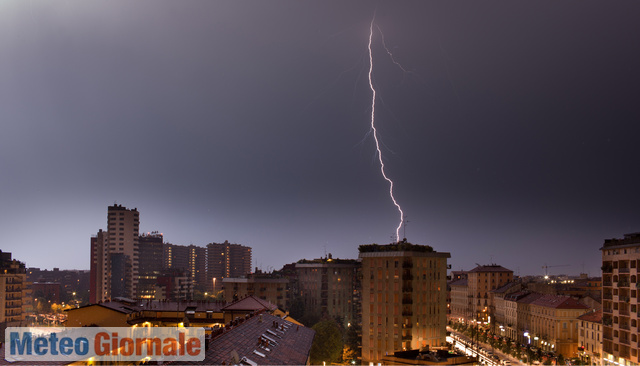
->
(376, 24, 413, 74)
(368, 16, 404, 243)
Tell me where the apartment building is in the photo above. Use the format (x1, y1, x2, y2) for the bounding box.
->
(467, 264, 513, 322)
(138, 232, 164, 299)
(528, 294, 589, 357)
(359, 240, 450, 363)
(207, 241, 252, 292)
(163, 242, 207, 291)
(223, 275, 289, 310)
(90, 204, 140, 302)
(601, 233, 640, 366)
(578, 309, 603, 365)
(0, 250, 28, 324)
(449, 278, 469, 321)
(295, 256, 360, 326)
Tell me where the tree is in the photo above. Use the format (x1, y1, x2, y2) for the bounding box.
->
(310, 319, 343, 365)
(343, 322, 361, 362)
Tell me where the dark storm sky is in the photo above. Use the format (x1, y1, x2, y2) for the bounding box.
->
(1, 1, 639, 276)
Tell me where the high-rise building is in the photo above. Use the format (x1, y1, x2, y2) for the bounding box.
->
(0, 250, 28, 324)
(294, 255, 360, 326)
(207, 241, 251, 292)
(137, 232, 164, 299)
(359, 240, 450, 363)
(89, 204, 140, 302)
(601, 232, 640, 366)
(164, 243, 207, 292)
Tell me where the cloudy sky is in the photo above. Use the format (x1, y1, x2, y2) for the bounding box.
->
(1, 1, 639, 276)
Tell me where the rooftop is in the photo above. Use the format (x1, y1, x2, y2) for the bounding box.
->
(174, 312, 315, 365)
(359, 239, 434, 253)
(468, 264, 512, 273)
(577, 309, 603, 323)
(530, 294, 589, 309)
(602, 232, 640, 248)
(222, 295, 279, 312)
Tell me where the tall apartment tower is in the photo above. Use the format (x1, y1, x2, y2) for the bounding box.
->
(89, 204, 140, 302)
(359, 240, 450, 363)
(163, 243, 207, 291)
(601, 233, 640, 366)
(137, 232, 164, 299)
(0, 250, 28, 324)
(206, 241, 252, 292)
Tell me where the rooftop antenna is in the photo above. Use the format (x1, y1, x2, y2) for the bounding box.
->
(402, 217, 410, 241)
(323, 244, 327, 258)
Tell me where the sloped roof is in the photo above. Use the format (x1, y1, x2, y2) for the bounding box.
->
(468, 264, 512, 273)
(578, 309, 603, 323)
(65, 300, 138, 314)
(491, 281, 520, 293)
(511, 292, 544, 304)
(449, 279, 468, 287)
(222, 295, 279, 312)
(531, 294, 589, 309)
(174, 312, 315, 365)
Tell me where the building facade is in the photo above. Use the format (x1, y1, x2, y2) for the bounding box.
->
(206, 241, 251, 292)
(528, 294, 589, 357)
(137, 232, 164, 299)
(0, 250, 29, 324)
(223, 275, 289, 310)
(90, 204, 140, 302)
(467, 264, 513, 323)
(601, 233, 640, 366)
(163, 242, 207, 292)
(359, 241, 450, 363)
(294, 256, 360, 326)
(578, 309, 603, 365)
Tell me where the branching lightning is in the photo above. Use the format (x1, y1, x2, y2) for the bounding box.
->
(368, 16, 404, 243)
(376, 24, 413, 74)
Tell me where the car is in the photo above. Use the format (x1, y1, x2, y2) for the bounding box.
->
(502, 361, 512, 366)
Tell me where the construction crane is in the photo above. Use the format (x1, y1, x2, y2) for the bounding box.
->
(542, 264, 570, 278)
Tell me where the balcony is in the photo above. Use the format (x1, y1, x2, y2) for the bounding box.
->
(620, 323, 630, 330)
(603, 281, 613, 287)
(402, 323, 413, 329)
(402, 287, 413, 293)
(618, 282, 630, 288)
(402, 298, 413, 305)
(402, 262, 412, 269)
(604, 308, 613, 314)
(402, 310, 413, 316)
(620, 338, 630, 345)
(620, 268, 630, 273)
(620, 309, 630, 316)
(402, 334, 412, 341)
(603, 293, 613, 300)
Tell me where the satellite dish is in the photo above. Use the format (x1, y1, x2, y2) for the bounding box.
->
(230, 350, 240, 364)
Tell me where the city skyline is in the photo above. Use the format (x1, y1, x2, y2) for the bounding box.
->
(1, 1, 639, 276)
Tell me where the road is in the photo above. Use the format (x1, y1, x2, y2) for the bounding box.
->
(447, 327, 526, 366)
